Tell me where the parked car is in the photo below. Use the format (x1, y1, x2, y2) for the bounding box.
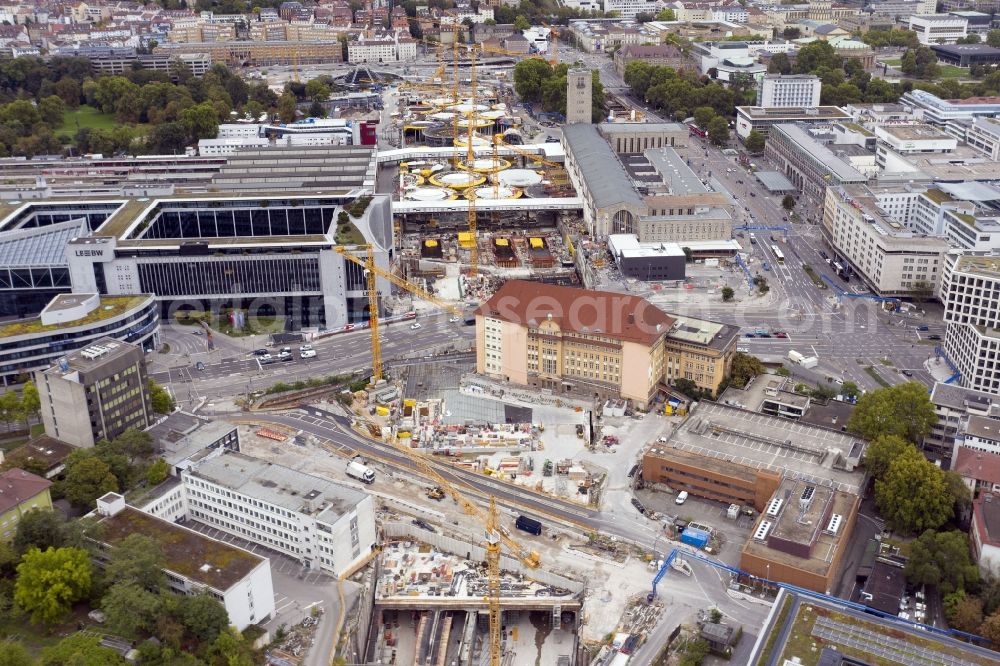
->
(278, 349, 292, 361)
(675, 491, 689, 505)
(299, 344, 313, 353)
(253, 348, 268, 356)
(192, 330, 203, 336)
(744, 332, 756, 338)
(774, 331, 788, 338)
(195, 361, 205, 371)
(928, 334, 942, 340)
(902, 369, 913, 377)
(410, 322, 421, 330)
(917, 325, 929, 331)
(300, 349, 317, 359)
(631, 498, 646, 514)
(737, 346, 750, 353)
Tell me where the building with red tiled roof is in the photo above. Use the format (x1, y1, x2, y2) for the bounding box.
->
(0, 468, 53, 542)
(475, 281, 737, 403)
(971, 493, 1000, 573)
(954, 447, 1000, 495)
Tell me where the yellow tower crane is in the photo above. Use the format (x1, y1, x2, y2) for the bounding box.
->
(353, 414, 541, 665)
(334, 245, 464, 384)
(466, 46, 479, 279)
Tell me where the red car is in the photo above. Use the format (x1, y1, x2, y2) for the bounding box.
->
(774, 331, 789, 338)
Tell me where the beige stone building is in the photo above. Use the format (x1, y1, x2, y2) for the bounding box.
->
(475, 281, 737, 403)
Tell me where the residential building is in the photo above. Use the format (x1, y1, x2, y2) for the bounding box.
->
(756, 74, 822, 108)
(908, 14, 969, 45)
(822, 185, 949, 297)
(475, 280, 738, 403)
(566, 68, 593, 125)
(613, 44, 688, 77)
(924, 382, 1000, 461)
(931, 43, 1000, 66)
(971, 494, 1000, 574)
(1, 437, 74, 480)
(741, 477, 860, 594)
(144, 450, 378, 577)
(157, 40, 344, 67)
(36, 336, 153, 449)
(93, 494, 275, 630)
(953, 447, 1000, 495)
(765, 124, 869, 200)
(942, 254, 1000, 393)
(735, 106, 853, 139)
(0, 293, 159, 386)
(0, 468, 52, 542)
(347, 35, 418, 63)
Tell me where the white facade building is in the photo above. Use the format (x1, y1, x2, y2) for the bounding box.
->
(942, 254, 1000, 393)
(146, 450, 379, 577)
(95, 494, 275, 631)
(604, 0, 666, 20)
(756, 75, 822, 109)
(348, 36, 417, 63)
(823, 185, 949, 296)
(908, 14, 968, 45)
(966, 116, 1000, 160)
(216, 123, 263, 139)
(198, 136, 270, 156)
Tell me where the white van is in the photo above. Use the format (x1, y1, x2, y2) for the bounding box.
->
(675, 491, 689, 505)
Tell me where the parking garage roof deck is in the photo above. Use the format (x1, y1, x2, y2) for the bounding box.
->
(664, 401, 866, 494)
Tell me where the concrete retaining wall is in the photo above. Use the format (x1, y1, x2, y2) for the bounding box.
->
(382, 521, 584, 594)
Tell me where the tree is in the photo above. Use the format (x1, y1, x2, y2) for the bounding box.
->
(145, 458, 170, 486)
(178, 591, 230, 643)
(729, 352, 765, 387)
(149, 378, 175, 415)
(876, 451, 953, 533)
(863, 434, 915, 480)
(905, 530, 979, 594)
(12, 508, 67, 556)
(277, 91, 298, 123)
(304, 78, 331, 103)
(147, 121, 189, 154)
(721, 286, 734, 302)
(114, 428, 154, 465)
(989, 30, 1000, 48)
(901, 49, 918, 75)
(104, 533, 166, 590)
(37, 95, 65, 127)
(15, 547, 92, 626)
(203, 627, 256, 666)
(744, 129, 765, 154)
(794, 41, 842, 74)
(944, 470, 973, 524)
(693, 106, 716, 132)
(101, 582, 163, 637)
(179, 101, 219, 142)
(841, 381, 860, 399)
(782, 27, 801, 39)
(781, 194, 796, 211)
(946, 593, 983, 633)
(707, 116, 729, 146)
(514, 15, 531, 31)
(958, 33, 981, 44)
(634, 11, 653, 22)
(62, 456, 118, 508)
(847, 382, 937, 443)
(981, 609, 1000, 644)
(0, 642, 32, 666)
(768, 52, 792, 75)
(513, 58, 553, 104)
(656, 8, 676, 20)
(40, 634, 126, 666)
(20, 381, 39, 422)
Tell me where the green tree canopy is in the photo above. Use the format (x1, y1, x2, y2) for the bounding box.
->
(876, 450, 953, 533)
(905, 530, 979, 595)
(693, 106, 716, 131)
(768, 52, 792, 75)
(729, 352, 765, 387)
(946, 592, 983, 633)
(149, 379, 175, 415)
(744, 129, 765, 154)
(40, 634, 126, 666)
(62, 455, 118, 508)
(656, 8, 676, 20)
(781, 194, 796, 211)
(178, 591, 230, 643)
(721, 286, 735, 302)
(0, 641, 32, 666)
(101, 582, 163, 637)
(862, 434, 915, 480)
(13, 508, 68, 556)
(513, 58, 554, 104)
(847, 381, 937, 443)
(514, 15, 531, 31)
(104, 533, 166, 590)
(15, 547, 92, 626)
(707, 116, 729, 146)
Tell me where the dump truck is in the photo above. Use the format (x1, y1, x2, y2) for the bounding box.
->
(426, 486, 445, 501)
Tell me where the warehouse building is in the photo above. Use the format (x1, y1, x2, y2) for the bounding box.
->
(607, 234, 686, 281)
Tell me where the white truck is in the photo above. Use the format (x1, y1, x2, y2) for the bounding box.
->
(787, 350, 805, 364)
(346, 457, 375, 484)
(788, 350, 819, 369)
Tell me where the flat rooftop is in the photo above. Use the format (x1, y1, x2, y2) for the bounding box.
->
(737, 106, 852, 120)
(1, 436, 74, 475)
(662, 401, 866, 493)
(667, 315, 733, 350)
(953, 253, 1000, 279)
(189, 450, 368, 525)
(720, 376, 811, 412)
(0, 294, 152, 339)
(758, 590, 1000, 666)
(877, 123, 952, 142)
(643, 147, 709, 195)
(95, 506, 263, 592)
(743, 478, 858, 575)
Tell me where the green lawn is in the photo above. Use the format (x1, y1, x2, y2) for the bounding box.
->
(55, 105, 118, 138)
(878, 59, 969, 80)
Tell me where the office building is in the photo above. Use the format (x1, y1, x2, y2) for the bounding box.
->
(0, 293, 158, 386)
(873, 124, 958, 171)
(642, 400, 865, 510)
(965, 116, 1000, 160)
(735, 106, 852, 139)
(148, 410, 241, 475)
(741, 477, 860, 594)
(764, 124, 869, 200)
(900, 89, 1000, 138)
(613, 44, 687, 77)
(36, 336, 152, 448)
(93, 494, 275, 631)
(143, 450, 378, 577)
(822, 186, 949, 297)
(908, 14, 969, 44)
(931, 43, 1000, 66)
(756, 75, 822, 109)
(598, 123, 689, 153)
(0, 469, 52, 542)
(475, 280, 738, 403)
(566, 68, 593, 125)
(942, 255, 1000, 393)
(607, 234, 686, 281)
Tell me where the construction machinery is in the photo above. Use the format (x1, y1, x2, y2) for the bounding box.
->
(465, 47, 479, 277)
(356, 416, 541, 666)
(334, 245, 464, 384)
(426, 486, 446, 500)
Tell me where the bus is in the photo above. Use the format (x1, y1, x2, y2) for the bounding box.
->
(770, 245, 785, 263)
(687, 123, 707, 138)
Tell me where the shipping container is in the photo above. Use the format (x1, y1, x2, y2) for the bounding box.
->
(515, 515, 542, 535)
(680, 527, 710, 549)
